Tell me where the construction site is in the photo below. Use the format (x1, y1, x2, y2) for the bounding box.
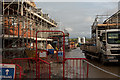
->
(0, 0, 81, 79)
(2, 0, 59, 59)
(0, 0, 120, 80)
(0, 0, 68, 79)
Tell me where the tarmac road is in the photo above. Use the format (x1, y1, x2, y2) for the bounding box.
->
(87, 56, 120, 78)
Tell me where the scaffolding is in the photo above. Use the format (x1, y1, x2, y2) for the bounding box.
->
(1, 0, 57, 61)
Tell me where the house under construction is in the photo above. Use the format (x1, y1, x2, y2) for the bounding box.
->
(1, 0, 58, 60)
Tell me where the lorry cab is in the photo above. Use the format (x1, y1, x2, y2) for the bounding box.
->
(100, 29, 120, 62)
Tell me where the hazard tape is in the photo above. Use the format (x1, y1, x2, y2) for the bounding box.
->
(84, 60, 120, 78)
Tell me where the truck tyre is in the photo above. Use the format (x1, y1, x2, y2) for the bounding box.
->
(100, 54, 106, 65)
(85, 53, 91, 59)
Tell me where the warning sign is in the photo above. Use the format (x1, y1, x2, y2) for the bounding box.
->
(58, 51, 63, 56)
(39, 52, 47, 57)
(0, 64, 15, 79)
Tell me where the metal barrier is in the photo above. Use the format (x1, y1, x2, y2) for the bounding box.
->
(0, 63, 22, 79)
(38, 58, 51, 79)
(4, 30, 65, 79)
(63, 58, 89, 79)
(36, 31, 65, 63)
(12, 58, 51, 79)
(2, 30, 89, 79)
(12, 58, 36, 78)
(46, 37, 59, 62)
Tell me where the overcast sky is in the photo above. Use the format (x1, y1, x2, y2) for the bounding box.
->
(35, 2, 118, 38)
(34, 0, 119, 2)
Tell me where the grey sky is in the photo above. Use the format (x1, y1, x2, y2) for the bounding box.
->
(35, 2, 118, 38)
(34, 0, 119, 2)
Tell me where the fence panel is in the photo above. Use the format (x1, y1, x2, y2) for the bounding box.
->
(12, 58, 36, 78)
(63, 58, 89, 79)
(12, 58, 51, 79)
(38, 58, 51, 79)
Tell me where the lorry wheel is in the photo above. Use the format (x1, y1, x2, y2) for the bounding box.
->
(100, 54, 106, 65)
(85, 53, 91, 59)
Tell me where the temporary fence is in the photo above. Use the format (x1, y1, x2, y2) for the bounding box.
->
(36, 31, 65, 63)
(12, 58, 51, 79)
(38, 58, 51, 79)
(47, 37, 59, 62)
(46, 37, 63, 62)
(36, 31, 89, 79)
(1, 30, 89, 79)
(63, 58, 89, 79)
(0, 63, 22, 79)
(12, 58, 36, 78)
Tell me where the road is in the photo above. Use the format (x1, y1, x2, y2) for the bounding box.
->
(66, 48, 120, 78)
(87, 56, 120, 78)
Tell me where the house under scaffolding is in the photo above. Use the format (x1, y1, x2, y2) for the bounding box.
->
(1, 0, 58, 60)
